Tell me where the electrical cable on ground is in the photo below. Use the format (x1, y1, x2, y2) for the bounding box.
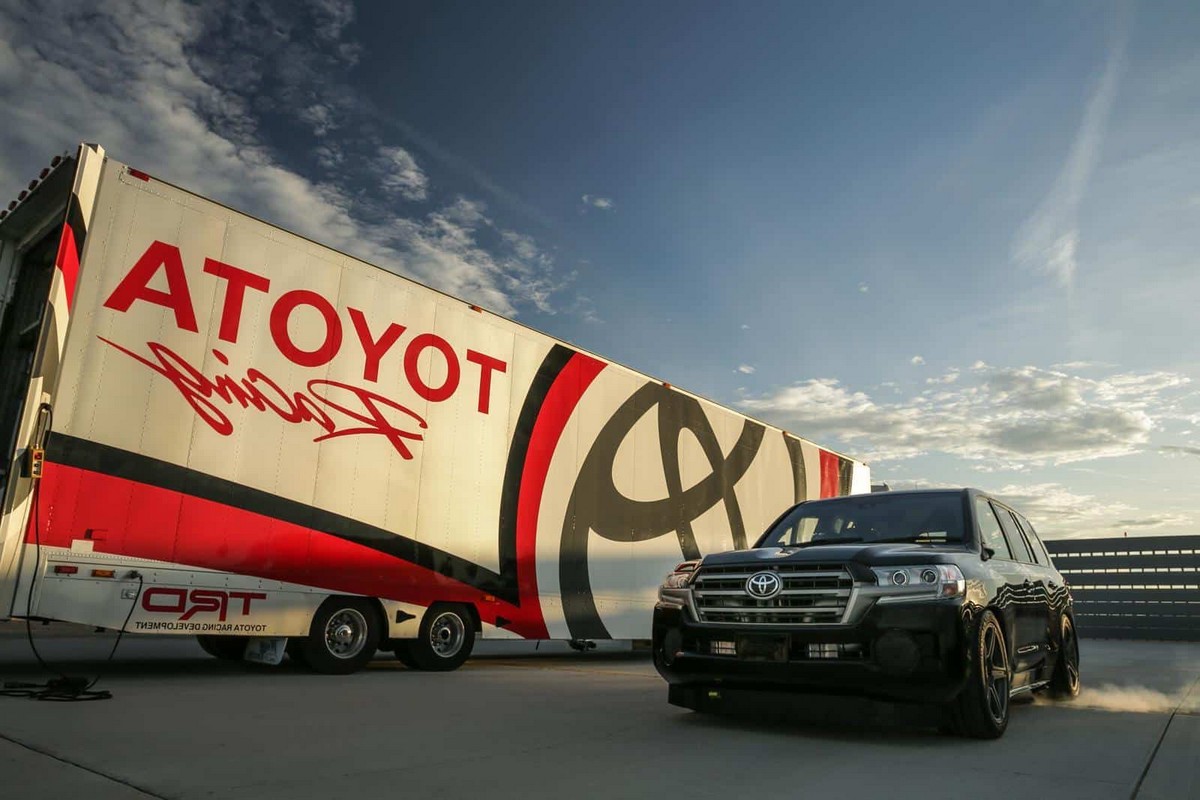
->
(1, 405, 141, 701)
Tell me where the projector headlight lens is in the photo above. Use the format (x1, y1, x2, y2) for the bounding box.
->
(872, 565, 965, 602)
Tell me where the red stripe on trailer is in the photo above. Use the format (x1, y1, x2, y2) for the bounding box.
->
(514, 351, 606, 637)
(27, 461, 542, 638)
(54, 222, 80, 309)
(818, 450, 841, 498)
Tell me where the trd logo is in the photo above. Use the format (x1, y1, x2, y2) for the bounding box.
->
(141, 588, 267, 621)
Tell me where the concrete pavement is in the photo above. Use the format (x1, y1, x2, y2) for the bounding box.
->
(0, 630, 1196, 799)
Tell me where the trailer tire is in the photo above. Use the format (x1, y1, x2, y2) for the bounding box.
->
(301, 598, 381, 675)
(285, 638, 309, 667)
(408, 604, 475, 671)
(391, 641, 420, 669)
(197, 635, 246, 661)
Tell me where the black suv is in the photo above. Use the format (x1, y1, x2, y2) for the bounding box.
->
(652, 489, 1080, 738)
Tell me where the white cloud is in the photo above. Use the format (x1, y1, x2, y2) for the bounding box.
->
(926, 370, 959, 385)
(857, 282, 870, 293)
(1161, 445, 1200, 458)
(376, 145, 428, 201)
(581, 194, 615, 211)
(1011, 20, 1127, 288)
(0, 0, 564, 318)
(910, 356, 926, 366)
(300, 104, 337, 138)
(870, 479, 1193, 538)
(1051, 360, 1109, 371)
(991, 483, 1134, 538)
(736, 364, 756, 375)
(738, 363, 1192, 468)
(1111, 514, 1192, 530)
(741, 324, 750, 330)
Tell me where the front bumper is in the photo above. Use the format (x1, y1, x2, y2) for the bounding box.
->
(652, 597, 970, 705)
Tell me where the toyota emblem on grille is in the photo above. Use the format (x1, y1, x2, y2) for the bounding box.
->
(746, 571, 782, 599)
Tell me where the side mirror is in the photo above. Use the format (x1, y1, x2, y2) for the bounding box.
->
(981, 545, 995, 561)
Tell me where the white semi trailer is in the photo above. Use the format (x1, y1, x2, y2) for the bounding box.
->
(0, 145, 868, 673)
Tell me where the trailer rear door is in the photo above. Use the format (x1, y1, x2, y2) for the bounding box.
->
(0, 145, 104, 618)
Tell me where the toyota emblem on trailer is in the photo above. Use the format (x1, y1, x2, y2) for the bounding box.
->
(745, 571, 782, 599)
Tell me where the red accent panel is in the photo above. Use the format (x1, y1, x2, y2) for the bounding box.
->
(54, 223, 80, 309)
(29, 462, 546, 637)
(27, 352, 607, 640)
(514, 352, 606, 638)
(819, 450, 840, 498)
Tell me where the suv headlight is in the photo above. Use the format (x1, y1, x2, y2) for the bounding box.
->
(658, 561, 700, 607)
(662, 560, 699, 589)
(871, 564, 965, 603)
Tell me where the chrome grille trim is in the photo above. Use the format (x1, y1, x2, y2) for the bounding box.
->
(692, 564, 856, 625)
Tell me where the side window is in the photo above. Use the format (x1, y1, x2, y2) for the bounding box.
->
(1015, 513, 1053, 567)
(994, 504, 1033, 564)
(974, 497, 1012, 560)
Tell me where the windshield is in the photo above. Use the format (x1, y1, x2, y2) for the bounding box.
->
(756, 492, 967, 547)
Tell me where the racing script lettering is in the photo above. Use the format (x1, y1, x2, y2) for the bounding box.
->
(100, 337, 428, 459)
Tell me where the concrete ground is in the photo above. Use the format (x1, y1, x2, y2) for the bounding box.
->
(0, 625, 1197, 800)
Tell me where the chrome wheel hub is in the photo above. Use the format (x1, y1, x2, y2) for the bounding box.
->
(324, 609, 368, 659)
(429, 611, 466, 659)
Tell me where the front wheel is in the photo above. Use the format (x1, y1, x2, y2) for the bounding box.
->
(406, 604, 476, 671)
(1050, 614, 1081, 698)
(945, 610, 1011, 739)
(300, 598, 381, 675)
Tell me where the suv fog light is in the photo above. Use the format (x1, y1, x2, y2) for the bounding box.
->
(875, 630, 920, 676)
(709, 640, 736, 656)
(807, 643, 840, 659)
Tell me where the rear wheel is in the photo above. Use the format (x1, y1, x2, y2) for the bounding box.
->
(946, 610, 1011, 739)
(407, 604, 476, 671)
(390, 641, 420, 669)
(300, 598, 381, 675)
(1050, 614, 1081, 698)
(196, 635, 245, 661)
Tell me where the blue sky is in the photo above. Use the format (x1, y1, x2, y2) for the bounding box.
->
(2, 0, 1198, 537)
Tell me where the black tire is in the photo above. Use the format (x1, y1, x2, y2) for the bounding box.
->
(1049, 614, 1081, 699)
(391, 641, 420, 669)
(946, 610, 1011, 739)
(407, 604, 476, 671)
(197, 635, 246, 661)
(300, 597, 382, 675)
(285, 638, 309, 667)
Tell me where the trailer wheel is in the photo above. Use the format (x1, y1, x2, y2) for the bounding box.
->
(285, 638, 309, 667)
(301, 598, 381, 675)
(391, 641, 420, 669)
(196, 635, 246, 661)
(407, 604, 475, 671)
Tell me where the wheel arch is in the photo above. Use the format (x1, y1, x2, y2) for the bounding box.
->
(462, 601, 482, 634)
(981, 604, 1013, 658)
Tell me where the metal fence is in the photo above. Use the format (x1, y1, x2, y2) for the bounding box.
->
(1045, 535, 1200, 641)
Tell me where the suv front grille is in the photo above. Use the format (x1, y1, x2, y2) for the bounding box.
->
(692, 564, 854, 625)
